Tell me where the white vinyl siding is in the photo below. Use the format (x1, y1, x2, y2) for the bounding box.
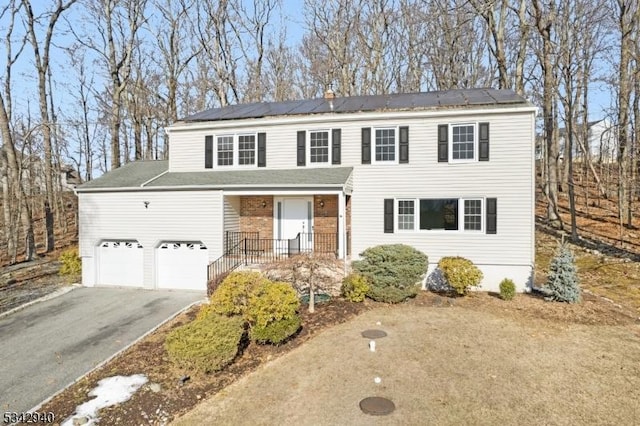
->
(349, 110, 535, 291)
(78, 190, 223, 289)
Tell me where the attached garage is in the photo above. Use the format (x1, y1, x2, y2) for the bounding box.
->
(97, 240, 144, 287)
(156, 242, 209, 291)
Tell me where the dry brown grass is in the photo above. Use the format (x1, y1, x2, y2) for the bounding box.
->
(173, 295, 640, 426)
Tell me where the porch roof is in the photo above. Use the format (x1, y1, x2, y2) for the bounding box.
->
(147, 167, 354, 189)
(76, 160, 353, 192)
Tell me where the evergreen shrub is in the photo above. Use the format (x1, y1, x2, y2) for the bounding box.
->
(438, 256, 483, 295)
(59, 248, 81, 276)
(352, 244, 428, 303)
(499, 278, 516, 301)
(165, 314, 245, 373)
(249, 316, 301, 344)
(246, 281, 301, 344)
(546, 243, 581, 303)
(204, 271, 271, 318)
(341, 273, 370, 302)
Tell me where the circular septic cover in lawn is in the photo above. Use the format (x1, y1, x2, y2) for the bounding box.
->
(359, 397, 395, 415)
(361, 329, 388, 339)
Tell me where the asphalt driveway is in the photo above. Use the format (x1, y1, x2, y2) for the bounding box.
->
(0, 287, 204, 414)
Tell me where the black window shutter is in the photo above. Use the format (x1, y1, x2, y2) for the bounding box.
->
(205, 135, 213, 169)
(297, 131, 306, 166)
(257, 132, 266, 167)
(399, 126, 409, 163)
(332, 129, 341, 164)
(486, 198, 497, 234)
(362, 127, 371, 164)
(479, 122, 490, 161)
(384, 199, 394, 233)
(438, 124, 448, 162)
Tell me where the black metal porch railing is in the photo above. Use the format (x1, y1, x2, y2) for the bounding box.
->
(207, 240, 244, 292)
(208, 231, 340, 290)
(224, 231, 259, 254)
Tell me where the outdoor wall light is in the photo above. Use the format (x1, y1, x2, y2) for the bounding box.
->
(261, 200, 267, 208)
(144, 201, 150, 209)
(319, 200, 325, 208)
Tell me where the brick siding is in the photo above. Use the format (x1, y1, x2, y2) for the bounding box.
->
(239, 196, 273, 238)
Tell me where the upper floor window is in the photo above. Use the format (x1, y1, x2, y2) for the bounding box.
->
(309, 130, 330, 163)
(451, 124, 476, 161)
(238, 134, 256, 165)
(217, 136, 234, 166)
(375, 128, 396, 163)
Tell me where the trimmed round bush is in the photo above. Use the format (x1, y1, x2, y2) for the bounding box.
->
(499, 278, 516, 301)
(246, 281, 300, 327)
(165, 313, 245, 373)
(438, 256, 483, 295)
(341, 273, 370, 302)
(352, 244, 427, 303)
(249, 316, 301, 344)
(204, 271, 271, 318)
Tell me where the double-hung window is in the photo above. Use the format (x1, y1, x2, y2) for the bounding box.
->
(451, 124, 476, 161)
(463, 199, 482, 231)
(309, 130, 330, 164)
(397, 200, 415, 230)
(238, 134, 256, 166)
(214, 134, 257, 167)
(374, 128, 397, 163)
(396, 198, 483, 232)
(217, 136, 234, 166)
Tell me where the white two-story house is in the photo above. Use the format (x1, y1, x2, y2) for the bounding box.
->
(76, 88, 537, 293)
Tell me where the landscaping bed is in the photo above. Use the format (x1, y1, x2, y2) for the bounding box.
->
(35, 287, 639, 425)
(37, 297, 370, 425)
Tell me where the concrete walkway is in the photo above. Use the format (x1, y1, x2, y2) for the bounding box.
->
(0, 287, 204, 413)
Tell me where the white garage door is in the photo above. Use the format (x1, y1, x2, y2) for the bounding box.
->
(156, 242, 208, 291)
(98, 240, 144, 287)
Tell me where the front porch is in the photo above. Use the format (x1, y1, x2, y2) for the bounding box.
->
(208, 194, 351, 286)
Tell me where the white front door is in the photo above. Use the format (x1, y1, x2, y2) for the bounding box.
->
(274, 197, 313, 253)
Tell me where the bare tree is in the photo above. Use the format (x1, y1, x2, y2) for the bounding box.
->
(21, 0, 77, 251)
(0, 0, 36, 262)
(532, 0, 562, 229)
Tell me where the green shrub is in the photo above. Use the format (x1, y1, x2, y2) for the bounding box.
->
(499, 278, 516, 301)
(246, 281, 300, 344)
(165, 314, 245, 373)
(59, 248, 81, 276)
(204, 271, 271, 318)
(546, 243, 581, 303)
(352, 244, 427, 303)
(438, 256, 483, 295)
(246, 281, 300, 327)
(341, 273, 370, 302)
(249, 316, 301, 344)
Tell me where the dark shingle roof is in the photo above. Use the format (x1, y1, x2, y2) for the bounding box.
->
(76, 161, 353, 191)
(77, 160, 169, 189)
(182, 88, 528, 122)
(147, 167, 353, 188)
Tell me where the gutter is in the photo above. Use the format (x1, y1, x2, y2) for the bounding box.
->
(75, 183, 348, 193)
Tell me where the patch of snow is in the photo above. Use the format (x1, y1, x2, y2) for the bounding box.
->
(62, 374, 148, 426)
